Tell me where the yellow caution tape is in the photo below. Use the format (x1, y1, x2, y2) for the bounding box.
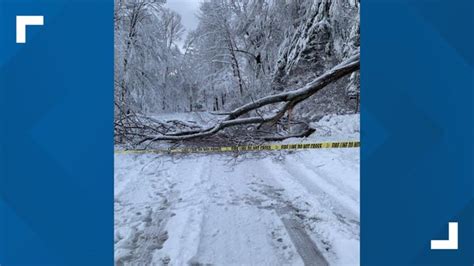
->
(115, 141, 360, 155)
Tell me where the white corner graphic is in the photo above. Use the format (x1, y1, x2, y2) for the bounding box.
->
(430, 222, 458, 250)
(16, 16, 44, 44)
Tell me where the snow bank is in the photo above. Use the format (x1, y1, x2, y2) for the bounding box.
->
(311, 114, 360, 137)
(310, 114, 360, 141)
(281, 113, 360, 144)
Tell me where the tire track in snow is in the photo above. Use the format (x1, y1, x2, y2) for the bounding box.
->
(247, 170, 329, 266)
(280, 216, 329, 266)
(116, 149, 359, 265)
(186, 156, 303, 265)
(258, 153, 360, 264)
(155, 156, 213, 265)
(282, 152, 359, 225)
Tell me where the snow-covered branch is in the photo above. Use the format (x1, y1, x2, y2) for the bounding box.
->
(139, 53, 359, 143)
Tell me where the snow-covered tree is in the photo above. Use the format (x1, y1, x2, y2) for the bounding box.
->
(114, 0, 360, 143)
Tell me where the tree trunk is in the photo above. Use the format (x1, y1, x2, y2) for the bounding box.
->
(139, 53, 359, 143)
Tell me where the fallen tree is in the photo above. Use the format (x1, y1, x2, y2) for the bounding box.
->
(139, 53, 360, 144)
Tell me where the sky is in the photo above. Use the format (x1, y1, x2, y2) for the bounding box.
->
(165, 0, 202, 48)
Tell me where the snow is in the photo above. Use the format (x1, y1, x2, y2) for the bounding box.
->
(311, 114, 360, 138)
(115, 114, 360, 265)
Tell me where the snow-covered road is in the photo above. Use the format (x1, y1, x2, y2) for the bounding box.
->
(114, 147, 359, 266)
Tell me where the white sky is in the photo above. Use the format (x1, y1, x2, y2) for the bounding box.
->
(165, 0, 201, 50)
(165, 0, 201, 37)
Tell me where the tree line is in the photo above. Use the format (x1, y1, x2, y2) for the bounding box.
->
(114, 0, 360, 144)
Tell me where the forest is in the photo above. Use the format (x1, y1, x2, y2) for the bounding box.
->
(114, 1, 361, 264)
(114, 0, 360, 146)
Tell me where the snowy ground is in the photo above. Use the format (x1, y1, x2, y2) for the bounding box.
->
(114, 114, 360, 266)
